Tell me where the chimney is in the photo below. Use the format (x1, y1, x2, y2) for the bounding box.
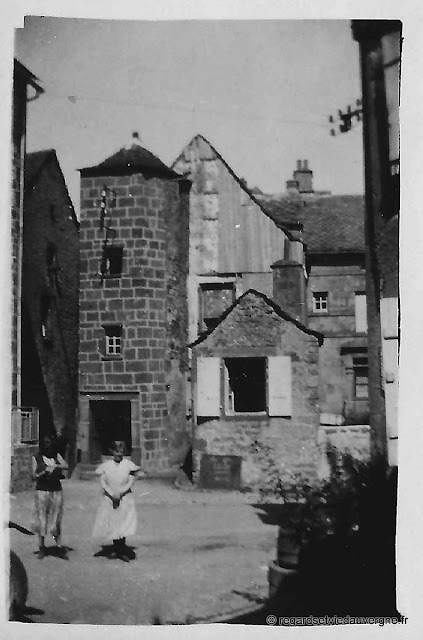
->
(271, 245, 308, 325)
(286, 179, 299, 195)
(293, 159, 313, 194)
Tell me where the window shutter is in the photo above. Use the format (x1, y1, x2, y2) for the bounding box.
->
(268, 356, 292, 417)
(196, 357, 221, 417)
(381, 297, 398, 339)
(355, 293, 368, 333)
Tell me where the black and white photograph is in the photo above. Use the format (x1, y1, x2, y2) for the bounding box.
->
(1, 3, 418, 634)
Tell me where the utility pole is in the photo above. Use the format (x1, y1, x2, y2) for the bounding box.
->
(329, 100, 363, 136)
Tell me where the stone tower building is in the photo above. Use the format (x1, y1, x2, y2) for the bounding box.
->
(78, 133, 191, 471)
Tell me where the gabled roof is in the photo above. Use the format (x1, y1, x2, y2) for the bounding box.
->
(173, 134, 299, 242)
(190, 288, 324, 347)
(80, 133, 180, 179)
(14, 59, 44, 95)
(25, 149, 56, 192)
(25, 149, 79, 228)
(261, 194, 365, 254)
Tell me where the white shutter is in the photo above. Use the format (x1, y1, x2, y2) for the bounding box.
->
(196, 357, 221, 417)
(355, 293, 368, 333)
(268, 356, 292, 417)
(381, 297, 398, 339)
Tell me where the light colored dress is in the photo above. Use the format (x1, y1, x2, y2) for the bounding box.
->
(92, 459, 139, 541)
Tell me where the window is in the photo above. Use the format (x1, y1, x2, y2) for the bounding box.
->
(12, 407, 39, 444)
(355, 292, 368, 333)
(101, 246, 124, 278)
(225, 358, 266, 413)
(40, 295, 53, 344)
(46, 243, 61, 294)
(104, 325, 122, 356)
(354, 357, 368, 398)
(312, 292, 328, 313)
(200, 283, 235, 331)
(196, 355, 292, 418)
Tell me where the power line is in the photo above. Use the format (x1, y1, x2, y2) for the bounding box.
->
(40, 90, 330, 129)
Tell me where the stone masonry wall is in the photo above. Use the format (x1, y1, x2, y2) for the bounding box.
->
(308, 264, 367, 420)
(11, 77, 26, 408)
(22, 157, 79, 460)
(192, 294, 321, 489)
(79, 174, 189, 470)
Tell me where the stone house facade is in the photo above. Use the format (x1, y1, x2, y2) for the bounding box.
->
(10, 60, 44, 492)
(260, 166, 369, 448)
(172, 134, 304, 345)
(190, 290, 323, 489)
(21, 150, 79, 470)
(78, 133, 191, 471)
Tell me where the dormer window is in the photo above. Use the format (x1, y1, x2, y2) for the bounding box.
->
(101, 246, 123, 278)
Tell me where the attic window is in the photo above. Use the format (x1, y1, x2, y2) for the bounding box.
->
(224, 358, 266, 414)
(101, 246, 123, 278)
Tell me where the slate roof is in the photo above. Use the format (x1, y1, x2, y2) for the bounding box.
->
(190, 289, 324, 347)
(261, 194, 365, 254)
(25, 149, 56, 191)
(80, 133, 180, 179)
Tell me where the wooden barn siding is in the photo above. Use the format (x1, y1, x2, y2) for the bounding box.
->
(216, 156, 287, 273)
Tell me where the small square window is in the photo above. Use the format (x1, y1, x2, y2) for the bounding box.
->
(312, 292, 328, 313)
(101, 246, 123, 278)
(104, 325, 122, 356)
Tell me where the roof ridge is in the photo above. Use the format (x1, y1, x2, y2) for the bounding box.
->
(189, 288, 323, 347)
(25, 149, 79, 229)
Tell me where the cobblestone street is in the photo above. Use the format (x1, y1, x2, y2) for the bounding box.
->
(9, 479, 277, 625)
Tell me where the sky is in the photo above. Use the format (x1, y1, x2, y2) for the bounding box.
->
(15, 18, 364, 216)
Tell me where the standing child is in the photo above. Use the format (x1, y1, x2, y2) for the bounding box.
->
(92, 440, 142, 562)
(31, 435, 68, 559)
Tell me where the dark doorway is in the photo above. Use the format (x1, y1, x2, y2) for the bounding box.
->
(89, 400, 131, 463)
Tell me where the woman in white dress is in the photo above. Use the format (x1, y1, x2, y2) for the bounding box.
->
(92, 440, 141, 562)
